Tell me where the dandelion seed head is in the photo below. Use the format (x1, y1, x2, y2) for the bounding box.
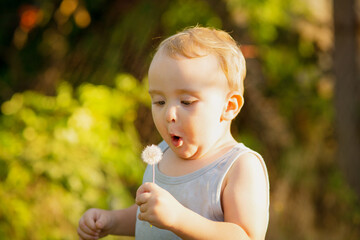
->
(141, 144, 163, 165)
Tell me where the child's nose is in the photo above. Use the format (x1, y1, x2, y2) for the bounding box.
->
(166, 105, 177, 123)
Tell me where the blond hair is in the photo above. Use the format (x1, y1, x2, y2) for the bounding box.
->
(157, 26, 246, 94)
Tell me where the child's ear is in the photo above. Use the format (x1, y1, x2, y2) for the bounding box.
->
(221, 91, 244, 121)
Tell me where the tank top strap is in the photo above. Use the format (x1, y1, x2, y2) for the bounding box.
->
(158, 140, 169, 153)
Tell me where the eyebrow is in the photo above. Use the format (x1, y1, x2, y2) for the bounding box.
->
(148, 89, 199, 95)
(176, 89, 199, 95)
(148, 90, 163, 96)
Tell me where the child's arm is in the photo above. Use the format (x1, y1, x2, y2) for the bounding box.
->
(136, 153, 268, 240)
(77, 204, 138, 239)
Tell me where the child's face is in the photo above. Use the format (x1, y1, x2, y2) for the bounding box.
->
(148, 50, 231, 160)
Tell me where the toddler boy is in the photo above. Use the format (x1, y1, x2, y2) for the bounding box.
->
(78, 26, 269, 240)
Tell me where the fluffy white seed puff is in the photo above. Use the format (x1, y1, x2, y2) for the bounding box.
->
(141, 145, 163, 165)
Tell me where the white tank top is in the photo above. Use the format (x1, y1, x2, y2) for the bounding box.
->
(135, 141, 269, 239)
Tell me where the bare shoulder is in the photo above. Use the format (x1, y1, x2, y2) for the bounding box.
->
(223, 152, 269, 207)
(227, 152, 268, 185)
(222, 152, 269, 239)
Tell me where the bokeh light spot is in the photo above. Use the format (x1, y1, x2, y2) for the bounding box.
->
(74, 8, 91, 28)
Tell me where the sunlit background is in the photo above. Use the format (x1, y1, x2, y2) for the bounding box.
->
(0, 0, 359, 239)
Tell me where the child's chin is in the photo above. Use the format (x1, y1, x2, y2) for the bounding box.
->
(173, 147, 198, 160)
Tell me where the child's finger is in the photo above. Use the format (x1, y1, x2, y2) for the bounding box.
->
(136, 182, 152, 196)
(94, 212, 110, 231)
(139, 202, 149, 213)
(77, 225, 99, 240)
(84, 218, 97, 231)
(79, 218, 99, 236)
(137, 209, 151, 222)
(135, 192, 151, 206)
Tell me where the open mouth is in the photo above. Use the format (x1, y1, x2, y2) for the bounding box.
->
(171, 134, 183, 147)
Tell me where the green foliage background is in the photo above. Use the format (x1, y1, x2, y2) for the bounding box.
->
(0, 74, 148, 239)
(0, 0, 360, 239)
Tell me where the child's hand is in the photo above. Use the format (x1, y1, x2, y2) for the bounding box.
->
(77, 208, 114, 240)
(135, 182, 183, 230)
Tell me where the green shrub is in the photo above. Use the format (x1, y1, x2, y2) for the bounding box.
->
(0, 74, 149, 239)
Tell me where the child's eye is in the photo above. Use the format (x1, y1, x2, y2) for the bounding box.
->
(181, 100, 195, 106)
(153, 100, 165, 106)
